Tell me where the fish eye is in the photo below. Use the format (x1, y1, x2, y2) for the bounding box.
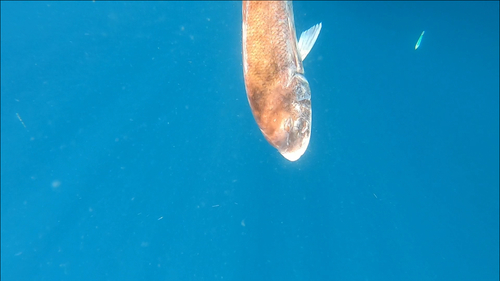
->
(296, 119, 308, 134)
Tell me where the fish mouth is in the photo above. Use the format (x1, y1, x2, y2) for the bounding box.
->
(279, 136, 310, 161)
(277, 116, 311, 161)
(261, 119, 311, 162)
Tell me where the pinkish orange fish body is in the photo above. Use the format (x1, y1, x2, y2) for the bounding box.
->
(242, 1, 321, 161)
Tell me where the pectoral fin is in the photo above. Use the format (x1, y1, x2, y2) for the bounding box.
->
(297, 23, 322, 61)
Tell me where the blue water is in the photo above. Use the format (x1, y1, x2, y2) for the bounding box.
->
(1, 1, 498, 280)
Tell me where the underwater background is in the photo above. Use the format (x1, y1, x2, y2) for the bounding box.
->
(1, 1, 498, 280)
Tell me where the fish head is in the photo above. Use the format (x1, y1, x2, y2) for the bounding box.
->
(277, 74, 312, 161)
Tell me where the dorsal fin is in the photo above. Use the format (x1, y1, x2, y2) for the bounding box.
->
(297, 23, 322, 61)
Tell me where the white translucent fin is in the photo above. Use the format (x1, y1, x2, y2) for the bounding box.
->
(297, 22, 322, 61)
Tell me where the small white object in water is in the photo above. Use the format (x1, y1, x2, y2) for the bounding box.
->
(415, 31, 425, 50)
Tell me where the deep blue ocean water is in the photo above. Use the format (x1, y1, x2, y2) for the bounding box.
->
(1, 1, 498, 280)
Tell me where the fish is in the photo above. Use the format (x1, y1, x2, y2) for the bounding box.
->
(242, 1, 322, 161)
(415, 31, 425, 50)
